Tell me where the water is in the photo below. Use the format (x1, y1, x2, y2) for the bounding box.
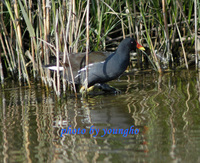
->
(0, 70, 200, 163)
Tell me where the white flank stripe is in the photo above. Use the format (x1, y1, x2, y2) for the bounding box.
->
(78, 63, 93, 73)
(78, 62, 105, 73)
(75, 74, 81, 79)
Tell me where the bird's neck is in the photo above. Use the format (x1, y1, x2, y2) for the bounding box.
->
(111, 47, 131, 71)
(115, 46, 130, 61)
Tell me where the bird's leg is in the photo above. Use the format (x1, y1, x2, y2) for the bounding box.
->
(79, 85, 95, 94)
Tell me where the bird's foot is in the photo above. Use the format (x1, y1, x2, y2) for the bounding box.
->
(79, 84, 121, 95)
(94, 83, 121, 94)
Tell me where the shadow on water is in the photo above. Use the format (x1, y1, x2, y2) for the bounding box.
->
(0, 70, 200, 162)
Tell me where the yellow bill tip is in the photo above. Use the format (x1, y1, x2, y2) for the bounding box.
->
(136, 41, 145, 51)
(138, 46, 145, 51)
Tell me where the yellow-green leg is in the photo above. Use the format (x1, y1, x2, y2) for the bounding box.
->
(79, 85, 95, 94)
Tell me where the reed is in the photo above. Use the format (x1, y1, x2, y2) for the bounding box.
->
(0, 0, 199, 95)
(194, 0, 198, 69)
(85, 0, 90, 93)
(55, 10, 60, 96)
(0, 40, 3, 85)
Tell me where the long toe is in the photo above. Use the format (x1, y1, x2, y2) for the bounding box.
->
(94, 83, 121, 94)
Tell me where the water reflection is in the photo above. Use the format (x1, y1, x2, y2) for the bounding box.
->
(0, 70, 200, 162)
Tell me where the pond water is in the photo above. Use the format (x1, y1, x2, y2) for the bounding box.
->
(0, 70, 200, 163)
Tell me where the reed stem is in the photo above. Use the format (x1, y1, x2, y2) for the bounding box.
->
(85, 0, 90, 93)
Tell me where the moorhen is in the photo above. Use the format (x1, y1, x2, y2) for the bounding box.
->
(46, 38, 145, 93)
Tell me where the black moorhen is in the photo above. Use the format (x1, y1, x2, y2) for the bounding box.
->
(46, 38, 145, 93)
